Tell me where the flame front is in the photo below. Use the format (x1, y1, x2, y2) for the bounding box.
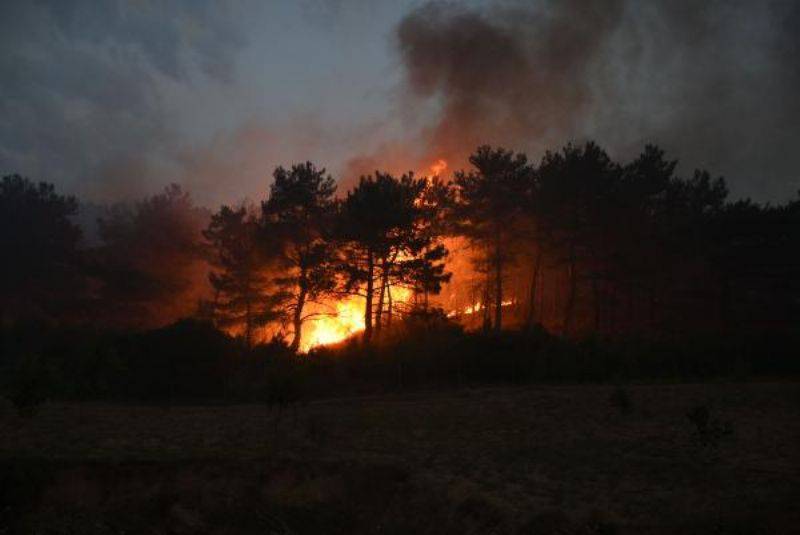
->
(301, 296, 366, 352)
(281, 158, 454, 353)
(300, 286, 416, 352)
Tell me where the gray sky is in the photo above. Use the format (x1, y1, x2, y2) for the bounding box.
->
(1, 0, 798, 206)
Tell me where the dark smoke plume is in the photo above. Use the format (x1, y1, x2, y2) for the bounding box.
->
(397, 0, 623, 165)
(393, 0, 800, 200)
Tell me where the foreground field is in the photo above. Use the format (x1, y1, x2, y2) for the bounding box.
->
(1, 382, 799, 534)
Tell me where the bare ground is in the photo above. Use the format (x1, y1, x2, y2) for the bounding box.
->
(1, 381, 799, 534)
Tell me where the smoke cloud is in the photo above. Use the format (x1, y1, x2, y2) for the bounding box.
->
(0, 0, 245, 201)
(2, 0, 798, 204)
(390, 0, 800, 200)
(397, 0, 622, 163)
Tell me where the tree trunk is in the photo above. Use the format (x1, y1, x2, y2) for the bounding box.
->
(482, 276, 492, 332)
(375, 282, 385, 336)
(563, 258, 577, 337)
(289, 271, 308, 353)
(386, 285, 393, 328)
(375, 257, 389, 337)
(525, 249, 542, 328)
(592, 276, 601, 333)
(537, 267, 545, 325)
(245, 297, 253, 349)
(494, 239, 503, 333)
(244, 273, 253, 348)
(648, 282, 656, 335)
(210, 288, 220, 327)
(363, 250, 374, 343)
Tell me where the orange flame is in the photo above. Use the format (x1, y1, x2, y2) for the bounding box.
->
(429, 158, 448, 177)
(446, 299, 514, 318)
(300, 286, 415, 352)
(251, 160, 452, 352)
(300, 296, 365, 352)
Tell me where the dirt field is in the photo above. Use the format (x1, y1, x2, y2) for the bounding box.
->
(1, 381, 799, 534)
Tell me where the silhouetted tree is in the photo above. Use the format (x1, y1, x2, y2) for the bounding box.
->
(453, 146, 531, 332)
(204, 205, 275, 347)
(535, 142, 621, 335)
(94, 184, 210, 329)
(391, 175, 453, 316)
(0, 174, 83, 324)
(608, 145, 678, 333)
(261, 162, 338, 352)
(338, 172, 450, 342)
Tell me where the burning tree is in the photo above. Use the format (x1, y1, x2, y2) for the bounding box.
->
(338, 172, 450, 343)
(260, 162, 338, 352)
(395, 174, 453, 311)
(452, 146, 531, 332)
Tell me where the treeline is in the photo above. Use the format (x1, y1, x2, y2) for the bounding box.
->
(1, 141, 799, 352)
(201, 164, 450, 349)
(451, 144, 800, 338)
(0, 179, 209, 330)
(2, 140, 800, 405)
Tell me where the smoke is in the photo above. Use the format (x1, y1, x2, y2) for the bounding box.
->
(385, 0, 800, 314)
(0, 0, 246, 201)
(391, 0, 800, 200)
(94, 184, 212, 329)
(397, 0, 623, 164)
(2, 0, 798, 205)
(176, 117, 373, 206)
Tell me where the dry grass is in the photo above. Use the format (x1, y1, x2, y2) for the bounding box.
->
(1, 381, 798, 533)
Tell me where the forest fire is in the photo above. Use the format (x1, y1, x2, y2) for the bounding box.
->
(300, 286, 416, 352)
(300, 297, 365, 352)
(446, 299, 514, 318)
(3, 1, 798, 532)
(429, 159, 448, 176)
(292, 158, 453, 352)
(59, 143, 795, 353)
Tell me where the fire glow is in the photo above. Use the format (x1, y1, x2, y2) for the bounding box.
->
(232, 158, 463, 353)
(447, 300, 514, 318)
(300, 297, 365, 352)
(429, 159, 448, 176)
(296, 159, 452, 352)
(300, 286, 416, 352)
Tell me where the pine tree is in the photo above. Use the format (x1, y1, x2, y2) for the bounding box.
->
(453, 146, 531, 332)
(338, 172, 450, 342)
(204, 205, 275, 347)
(261, 162, 338, 352)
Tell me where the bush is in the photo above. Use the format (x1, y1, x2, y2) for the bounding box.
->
(1, 317, 798, 405)
(121, 319, 237, 401)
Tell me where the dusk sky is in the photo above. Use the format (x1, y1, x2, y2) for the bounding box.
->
(2, 0, 798, 207)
